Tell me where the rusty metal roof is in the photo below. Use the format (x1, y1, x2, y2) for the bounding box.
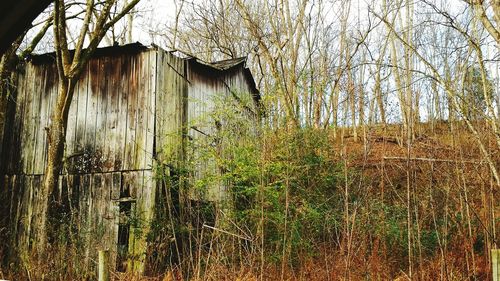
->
(0, 0, 53, 55)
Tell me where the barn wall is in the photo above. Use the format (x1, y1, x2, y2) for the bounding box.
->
(1, 49, 159, 274)
(155, 49, 186, 164)
(186, 63, 259, 202)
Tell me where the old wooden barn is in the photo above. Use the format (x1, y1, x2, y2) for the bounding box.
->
(0, 43, 260, 273)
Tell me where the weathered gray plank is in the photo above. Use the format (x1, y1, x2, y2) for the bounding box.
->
(134, 51, 149, 170)
(103, 55, 122, 172)
(144, 50, 156, 169)
(7, 67, 27, 173)
(20, 64, 35, 174)
(493, 249, 500, 281)
(95, 57, 109, 173)
(128, 170, 156, 273)
(116, 56, 130, 171)
(101, 173, 114, 251)
(27, 66, 44, 175)
(32, 65, 48, 174)
(86, 58, 101, 173)
(82, 173, 93, 273)
(155, 50, 185, 163)
(110, 172, 121, 268)
(39, 64, 58, 174)
(123, 55, 139, 170)
(28, 175, 41, 248)
(111, 172, 122, 200)
(73, 63, 90, 162)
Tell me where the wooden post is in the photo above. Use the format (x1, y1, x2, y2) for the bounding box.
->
(493, 249, 500, 281)
(98, 250, 110, 281)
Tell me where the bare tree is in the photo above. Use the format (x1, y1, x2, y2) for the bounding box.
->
(36, 0, 140, 254)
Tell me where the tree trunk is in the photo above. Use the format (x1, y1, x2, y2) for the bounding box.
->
(36, 78, 75, 253)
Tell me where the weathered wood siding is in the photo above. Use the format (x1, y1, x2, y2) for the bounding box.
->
(2, 48, 161, 274)
(186, 62, 259, 201)
(0, 44, 260, 274)
(155, 49, 186, 164)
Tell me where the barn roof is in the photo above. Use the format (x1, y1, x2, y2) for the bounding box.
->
(26, 42, 149, 64)
(189, 57, 247, 71)
(186, 56, 260, 103)
(25, 42, 261, 105)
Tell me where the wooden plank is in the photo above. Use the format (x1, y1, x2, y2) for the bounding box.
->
(101, 173, 116, 266)
(141, 170, 155, 225)
(98, 250, 110, 281)
(134, 51, 149, 170)
(75, 63, 90, 153)
(123, 55, 139, 170)
(101, 173, 114, 251)
(120, 170, 141, 271)
(4, 175, 13, 226)
(493, 249, 500, 281)
(93, 173, 107, 269)
(28, 175, 41, 248)
(116, 55, 130, 171)
(93, 173, 105, 239)
(32, 65, 48, 174)
(103, 55, 122, 172)
(7, 175, 20, 247)
(144, 50, 156, 169)
(156, 50, 185, 163)
(81, 173, 93, 271)
(27, 66, 43, 175)
(110, 172, 121, 268)
(39, 64, 58, 174)
(127, 170, 150, 273)
(154, 50, 164, 159)
(7, 67, 27, 173)
(129, 170, 144, 273)
(14, 175, 30, 252)
(111, 172, 122, 200)
(95, 57, 109, 173)
(121, 170, 138, 270)
(20, 64, 35, 174)
(86, 58, 100, 173)
(138, 170, 155, 273)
